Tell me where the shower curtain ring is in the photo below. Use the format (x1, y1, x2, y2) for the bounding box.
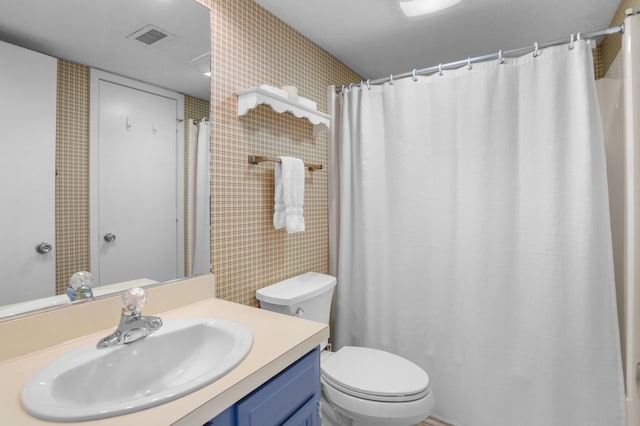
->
(412, 69, 418, 81)
(389, 74, 394, 85)
(467, 57, 472, 70)
(348, 83, 354, 90)
(366, 79, 371, 90)
(498, 50, 504, 64)
(438, 63, 443, 76)
(576, 32, 582, 41)
(533, 42, 540, 58)
(569, 34, 575, 50)
(341, 84, 346, 93)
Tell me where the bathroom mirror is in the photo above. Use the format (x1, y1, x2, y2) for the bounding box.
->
(0, 0, 211, 319)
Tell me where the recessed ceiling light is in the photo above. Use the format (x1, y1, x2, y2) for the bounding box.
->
(188, 52, 211, 77)
(399, 0, 462, 17)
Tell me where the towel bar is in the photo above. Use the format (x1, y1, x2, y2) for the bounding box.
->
(248, 155, 323, 172)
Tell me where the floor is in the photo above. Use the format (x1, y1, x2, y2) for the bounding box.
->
(420, 417, 455, 426)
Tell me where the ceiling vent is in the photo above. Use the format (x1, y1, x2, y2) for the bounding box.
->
(127, 25, 175, 47)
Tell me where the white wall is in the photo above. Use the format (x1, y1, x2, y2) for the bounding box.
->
(596, 51, 625, 373)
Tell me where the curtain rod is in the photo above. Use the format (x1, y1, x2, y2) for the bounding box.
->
(336, 25, 624, 93)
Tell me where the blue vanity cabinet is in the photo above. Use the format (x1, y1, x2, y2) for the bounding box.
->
(206, 347, 321, 426)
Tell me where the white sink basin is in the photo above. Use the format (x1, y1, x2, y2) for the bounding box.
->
(22, 318, 253, 422)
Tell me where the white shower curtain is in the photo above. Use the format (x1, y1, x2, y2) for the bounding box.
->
(334, 41, 626, 425)
(187, 119, 211, 276)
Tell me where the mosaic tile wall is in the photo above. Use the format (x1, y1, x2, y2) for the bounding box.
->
(208, 0, 360, 305)
(594, 46, 604, 80)
(55, 59, 90, 294)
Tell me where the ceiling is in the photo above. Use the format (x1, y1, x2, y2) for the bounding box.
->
(0, 0, 210, 100)
(255, 0, 621, 79)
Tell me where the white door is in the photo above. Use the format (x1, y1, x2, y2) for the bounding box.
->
(0, 41, 56, 304)
(94, 78, 180, 285)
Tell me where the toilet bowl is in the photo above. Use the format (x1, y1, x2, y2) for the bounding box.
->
(256, 272, 434, 426)
(320, 347, 434, 426)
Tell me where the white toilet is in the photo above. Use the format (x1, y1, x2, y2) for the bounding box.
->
(256, 272, 434, 426)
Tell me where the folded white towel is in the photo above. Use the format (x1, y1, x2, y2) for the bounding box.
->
(273, 162, 286, 229)
(259, 84, 288, 98)
(273, 156, 305, 233)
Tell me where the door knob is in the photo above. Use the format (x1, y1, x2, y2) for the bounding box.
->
(104, 233, 117, 243)
(35, 242, 52, 254)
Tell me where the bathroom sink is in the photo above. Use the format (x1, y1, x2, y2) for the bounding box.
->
(21, 318, 253, 422)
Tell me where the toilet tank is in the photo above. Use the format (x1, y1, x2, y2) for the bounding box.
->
(256, 272, 336, 324)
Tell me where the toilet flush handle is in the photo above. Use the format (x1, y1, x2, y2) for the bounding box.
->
(295, 308, 304, 317)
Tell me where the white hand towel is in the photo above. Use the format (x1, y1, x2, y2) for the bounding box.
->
(273, 162, 286, 229)
(273, 156, 305, 233)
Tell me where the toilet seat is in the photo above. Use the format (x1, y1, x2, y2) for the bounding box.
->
(321, 346, 430, 403)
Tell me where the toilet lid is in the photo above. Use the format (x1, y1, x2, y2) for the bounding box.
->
(321, 346, 430, 402)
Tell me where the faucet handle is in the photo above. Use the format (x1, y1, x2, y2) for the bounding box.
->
(69, 271, 94, 301)
(122, 287, 148, 315)
(70, 271, 94, 290)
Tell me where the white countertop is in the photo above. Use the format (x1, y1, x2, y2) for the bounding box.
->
(0, 297, 328, 425)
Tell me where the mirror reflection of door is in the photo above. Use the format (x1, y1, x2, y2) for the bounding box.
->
(91, 73, 184, 286)
(0, 40, 56, 304)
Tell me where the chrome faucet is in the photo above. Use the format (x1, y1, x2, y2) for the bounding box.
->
(96, 287, 163, 349)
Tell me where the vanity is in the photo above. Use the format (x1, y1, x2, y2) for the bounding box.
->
(0, 275, 328, 425)
(208, 348, 320, 426)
